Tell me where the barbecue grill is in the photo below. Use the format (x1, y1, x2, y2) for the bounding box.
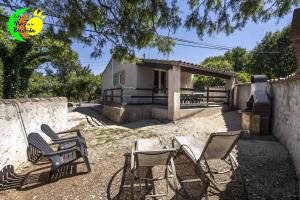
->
(242, 75, 271, 135)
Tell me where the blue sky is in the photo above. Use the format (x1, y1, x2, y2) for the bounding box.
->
(71, 5, 295, 75)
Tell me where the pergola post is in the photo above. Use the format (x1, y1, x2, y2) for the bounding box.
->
(291, 8, 300, 77)
(168, 66, 181, 121)
(225, 76, 236, 109)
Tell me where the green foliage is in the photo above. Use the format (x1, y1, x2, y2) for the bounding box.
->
(185, 0, 300, 37)
(194, 56, 233, 88)
(237, 71, 251, 83)
(27, 72, 62, 97)
(4, 0, 298, 60)
(248, 26, 297, 79)
(201, 56, 234, 71)
(0, 32, 69, 98)
(224, 47, 250, 72)
(195, 25, 297, 85)
(27, 67, 101, 102)
(67, 67, 101, 102)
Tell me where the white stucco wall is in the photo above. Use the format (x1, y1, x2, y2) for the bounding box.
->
(0, 97, 67, 170)
(270, 79, 300, 180)
(137, 66, 154, 88)
(180, 71, 193, 89)
(102, 59, 139, 104)
(131, 66, 155, 104)
(101, 59, 113, 93)
(233, 83, 251, 110)
(102, 59, 138, 91)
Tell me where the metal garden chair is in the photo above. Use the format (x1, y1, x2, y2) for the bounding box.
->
(27, 132, 91, 182)
(172, 131, 242, 199)
(41, 124, 87, 150)
(130, 138, 178, 199)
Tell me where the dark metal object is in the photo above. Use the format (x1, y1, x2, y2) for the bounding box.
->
(27, 132, 91, 182)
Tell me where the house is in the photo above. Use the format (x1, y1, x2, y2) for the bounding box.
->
(101, 58, 237, 124)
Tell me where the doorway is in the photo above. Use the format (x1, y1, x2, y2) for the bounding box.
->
(154, 70, 167, 94)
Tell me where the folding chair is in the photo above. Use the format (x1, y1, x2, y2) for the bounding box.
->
(130, 138, 178, 199)
(172, 131, 241, 198)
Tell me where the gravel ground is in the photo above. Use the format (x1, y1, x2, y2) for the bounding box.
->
(0, 106, 298, 200)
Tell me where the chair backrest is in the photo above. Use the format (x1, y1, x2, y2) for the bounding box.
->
(135, 150, 175, 167)
(27, 132, 54, 155)
(41, 124, 59, 140)
(202, 131, 241, 160)
(134, 138, 175, 167)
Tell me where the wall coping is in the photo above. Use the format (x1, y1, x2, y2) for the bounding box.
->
(268, 73, 300, 84)
(0, 97, 67, 105)
(235, 83, 251, 86)
(235, 73, 300, 86)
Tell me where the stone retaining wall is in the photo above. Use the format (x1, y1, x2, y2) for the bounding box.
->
(0, 97, 67, 170)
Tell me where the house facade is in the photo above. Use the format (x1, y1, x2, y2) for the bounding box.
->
(101, 58, 236, 124)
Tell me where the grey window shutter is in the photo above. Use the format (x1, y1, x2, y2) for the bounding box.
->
(120, 71, 125, 85)
(113, 73, 117, 86)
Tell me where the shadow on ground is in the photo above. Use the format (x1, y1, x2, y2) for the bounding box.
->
(72, 105, 115, 126)
(0, 161, 88, 192)
(107, 153, 248, 200)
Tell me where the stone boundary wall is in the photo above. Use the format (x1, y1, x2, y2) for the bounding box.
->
(0, 97, 67, 170)
(269, 78, 300, 181)
(234, 78, 300, 188)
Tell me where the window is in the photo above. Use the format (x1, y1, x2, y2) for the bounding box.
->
(113, 71, 125, 86)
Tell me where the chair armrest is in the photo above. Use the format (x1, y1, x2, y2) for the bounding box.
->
(43, 147, 80, 157)
(52, 136, 79, 142)
(57, 129, 82, 137)
(51, 137, 79, 145)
